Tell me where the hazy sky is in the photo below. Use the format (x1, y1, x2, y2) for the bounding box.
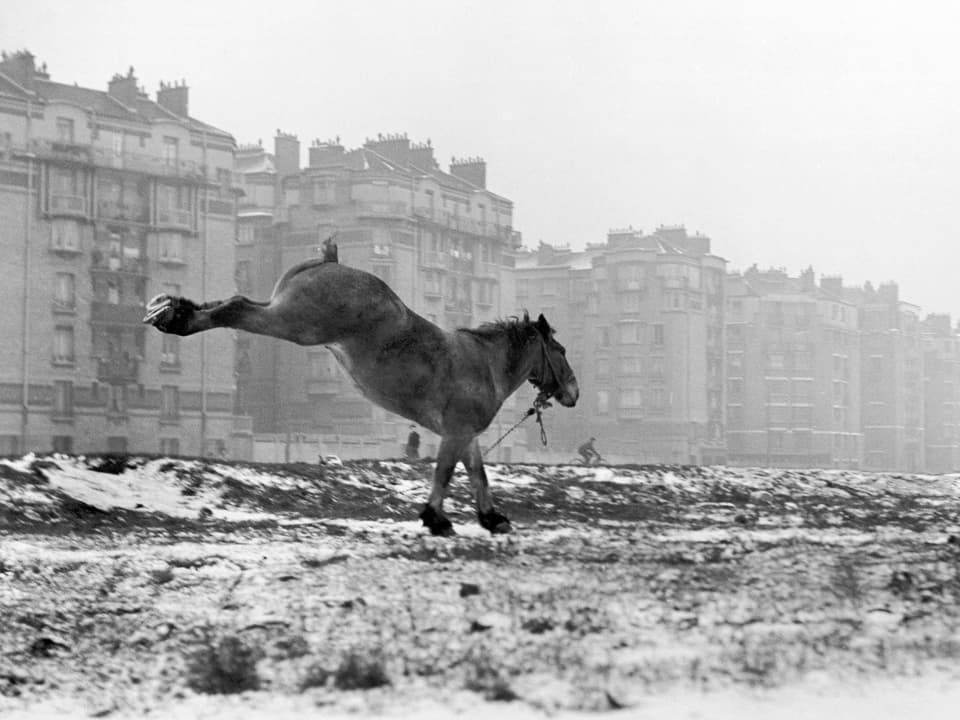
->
(5, 1, 960, 318)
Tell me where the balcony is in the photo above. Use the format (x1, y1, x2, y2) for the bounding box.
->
(49, 194, 88, 218)
(157, 208, 193, 230)
(93, 147, 205, 181)
(476, 262, 499, 279)
(91, 252, 149, 277)
(90, 301, 146, 326)
(30, 140, 205, 181)
(421, 251, 445, 269)
(444, 299, 473, 314)
(30, 139, 94, 165)
(355, 201, 408, 218)
(98, 200, 149, 223)
(97, 355, 140, 383)
(307, 378, 341, 396)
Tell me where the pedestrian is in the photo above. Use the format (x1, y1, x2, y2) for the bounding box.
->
(405, 425, 421, 460)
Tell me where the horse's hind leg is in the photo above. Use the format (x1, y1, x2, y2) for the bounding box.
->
(144, 294, 278, 338)
(463, 439, 512, 534)
(420, 435, 471, 536)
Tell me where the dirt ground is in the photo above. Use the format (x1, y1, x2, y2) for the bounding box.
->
(2, 455, 960, 718)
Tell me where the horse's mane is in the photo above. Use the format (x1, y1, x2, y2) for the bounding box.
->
(460, 312, 536, 346)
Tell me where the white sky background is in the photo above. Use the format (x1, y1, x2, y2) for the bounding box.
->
(5, 0, 960, 318)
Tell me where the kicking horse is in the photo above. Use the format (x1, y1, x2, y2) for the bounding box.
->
(142, 242, 579, 535)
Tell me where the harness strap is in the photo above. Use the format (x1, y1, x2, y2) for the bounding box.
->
(483, 392, 551, 457)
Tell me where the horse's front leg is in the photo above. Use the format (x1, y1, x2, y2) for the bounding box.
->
(143, 294, 272, 337)
(420, 435, 471, 536)
(463, 439, 512, 534)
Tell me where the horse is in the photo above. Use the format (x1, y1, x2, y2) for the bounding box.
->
(142, 242, 579, 536)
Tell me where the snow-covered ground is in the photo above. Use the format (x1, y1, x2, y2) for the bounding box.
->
(2, 454, 960, 718)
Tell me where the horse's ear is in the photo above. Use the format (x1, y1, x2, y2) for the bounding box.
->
(536, 313, 551, 335)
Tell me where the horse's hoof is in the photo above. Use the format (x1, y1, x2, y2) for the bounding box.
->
(143, 294, 174, 327)
(420, 505, 455, 537)
(478, 509, 512, 534)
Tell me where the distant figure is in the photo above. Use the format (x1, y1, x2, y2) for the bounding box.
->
(405, 425, 421, 460)
(578, 437, 601, 465)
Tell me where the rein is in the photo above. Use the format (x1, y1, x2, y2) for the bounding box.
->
(483, 336, 557, 457)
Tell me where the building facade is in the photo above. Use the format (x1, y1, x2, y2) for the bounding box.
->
(0, 51, 245, 456)
(923, 314, 960, 473)
(724, 267, 861, 468)
(515, 226, 727, 464)
(235, 132, 525, 460)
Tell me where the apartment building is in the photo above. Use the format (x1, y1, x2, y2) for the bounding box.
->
(0, 51, 244, 456)
(923, 314, 960, 473)
(515, 226, 727, 464)
(234, 132, 525, 460)
(724, 268, 861, 468)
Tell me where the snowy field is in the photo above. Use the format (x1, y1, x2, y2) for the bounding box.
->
(2, 454, 960, 718)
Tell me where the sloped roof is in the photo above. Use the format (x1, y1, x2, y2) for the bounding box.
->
(0, 72, 233, 140)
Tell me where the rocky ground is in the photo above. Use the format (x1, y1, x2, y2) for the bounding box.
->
(2, 454, 960, 718)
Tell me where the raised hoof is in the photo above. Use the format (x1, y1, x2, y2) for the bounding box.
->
(478, 509, 512, 535)
(419, 505, 455, 537)
(143, 295, 194, 334)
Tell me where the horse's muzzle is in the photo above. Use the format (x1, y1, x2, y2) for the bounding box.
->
(555, 380, 579, 407)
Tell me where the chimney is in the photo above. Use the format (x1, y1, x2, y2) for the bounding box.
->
(364, 133, 410, 166)
(0, 49, 38, 90)
(108, 66, 139, 106)
(449, 156, 486, 188)
(410, 139, 437, 170)
(308, 137, 345, 167)
(157, 79, 189, 117)
(820, 275, 843, 297)
(274, 130, 300, 176)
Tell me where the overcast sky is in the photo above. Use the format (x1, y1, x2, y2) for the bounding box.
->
(6, 0, 960, 318)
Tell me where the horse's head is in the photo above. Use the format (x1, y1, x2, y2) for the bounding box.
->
(529, 313, 579, 407)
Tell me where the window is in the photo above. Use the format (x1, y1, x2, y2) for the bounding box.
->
(728, 351, 744, 374)
(793, 406, 813, 427)
(53, 381, 74, 418)
(53, 326, 74, 363)
(619, 356, 642, 374)
(652, 323, 665, 346)
(107, 384, 127, 415)
(597, 390, 609, 414)
(235, 261, 252, 293)
(621, 293, 642, 312)
(54, 273, 76, 310)
(617, 264, 645, 291)
(107, 437, 128, 453)
(161, 385, 180, 420)
(596, 358, 610, 377)
(237, 224, 255, 245)
(728, 378, 744, 401)
(619, 323, 643, 344)
(56, 117, 75, 144)
(651, 387, 667, 410)
(161, 335, 180, 366)
(620, 387, 644, 408)
(158, 233, 184, 262)
(424, 270, 441, 296)
(52, 436, 73, 453)
(51, 220, 82, 251)
(163, 136, 179, 166)
(160, 438, 181, 456)
(598, 327, 610, 348)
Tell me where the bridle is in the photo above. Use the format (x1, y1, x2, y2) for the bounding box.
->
(529, 333, 564, 402)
